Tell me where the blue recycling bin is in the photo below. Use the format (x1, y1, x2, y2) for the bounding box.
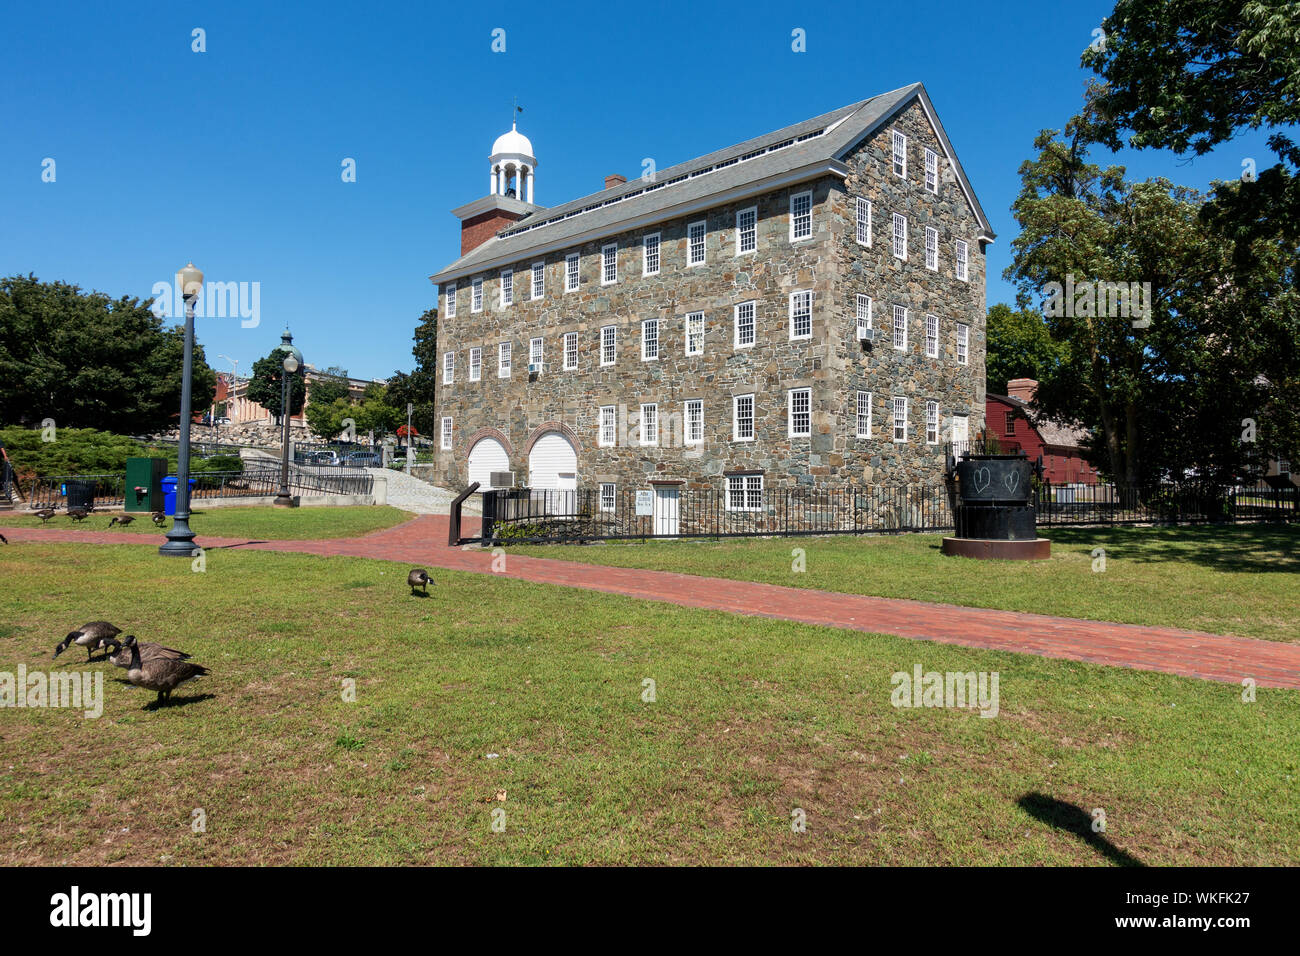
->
(160, 477, 196, 516)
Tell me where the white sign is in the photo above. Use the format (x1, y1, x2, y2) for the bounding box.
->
(635, 490, 653, 516)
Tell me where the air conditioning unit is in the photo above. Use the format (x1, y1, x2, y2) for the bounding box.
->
(489, 471, 515, 488)
(858, 328, 878, 342)
(528, 363, 543, 377)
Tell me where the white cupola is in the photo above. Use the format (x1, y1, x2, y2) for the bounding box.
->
(489, 122, 537, 204)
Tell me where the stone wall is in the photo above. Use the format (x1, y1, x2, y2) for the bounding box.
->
(434, 103, 987, 495)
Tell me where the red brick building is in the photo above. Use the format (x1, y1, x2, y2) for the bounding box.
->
(986, 378, 1099, 484)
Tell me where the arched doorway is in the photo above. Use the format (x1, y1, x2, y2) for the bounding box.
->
(467, 436, 510, 488)
(528, 430, 577, 490)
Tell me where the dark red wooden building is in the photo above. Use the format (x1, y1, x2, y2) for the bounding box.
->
(985, 379, 1099, 484)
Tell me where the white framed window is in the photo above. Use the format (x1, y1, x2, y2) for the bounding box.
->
(688, 220, 706, 266)
(684, 399, 703, 445)
(789, 290, 813, 340)
(469, 346, 482, 381)
(892, 304, 908, 351)
(734, 301, 756, 348)
(924, 147, 938, 193)
(892, 397, 908, 443)
(855, 294, 873, 338)
(602, 243, 618, 285)
(892, 213, 907, 260)
(441, 416, 453, 450)
(471, 277, 483, 312)
(563, 332, 578, 371)
(498, 341, 511, 378)
(565, 253, 580, 292)
(445, 284, 456, 317)
(892, 129, 907, 177)
(733, 393, 755, 441)
(639, 403, 658, 446)
(685, 312, 704, 356)
(529, 336, 543, 370)
(926, 400, 940, 445)
(500, 268, 513, 307)
(788, 387, 811, 438)
(925, 313, 939, 358)
(599, 482, 616, 512)
(957, 322, 969, 365)
(1277, 459, 1291, 477)
(643, 232, 660, 276)
(736, 206, 757, 254)
(642, 318, 659, 360)
(598, 405, 617, 447)
(443, 351, 454, 383)
(790, 190, 812, 241)
(600, 325, 617, 366)
(856, 391, 872, 438)
(531, 261, 544, 299)
(925, 226, 939, 271)
(726, 473, 763, 512)
(855, 197, 872, 246)
(955, 239, 969, 281)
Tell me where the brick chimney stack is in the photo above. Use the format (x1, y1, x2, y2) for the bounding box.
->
(1007, 378, 1039, 403)
(605, 174, 627, 190)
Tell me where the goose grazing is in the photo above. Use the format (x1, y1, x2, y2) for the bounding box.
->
(150, 512, 167, 527)
(102, 636, 192, 667)
(35, 509, 56, 524)
(122, 635, 209, 704)
(108, 515, 135, 528)
(407, 567, 433, 595)
(67, 508, 89, 522)
(54, 621, 122, 661)
(0, 533, 7, 544)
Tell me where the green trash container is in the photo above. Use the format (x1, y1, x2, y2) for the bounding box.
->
(125, 457, 168, 513)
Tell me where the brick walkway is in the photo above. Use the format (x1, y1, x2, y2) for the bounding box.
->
(7, 515, 1299, 689)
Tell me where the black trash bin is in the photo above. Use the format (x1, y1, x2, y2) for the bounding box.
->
(64, 479, 96, 512)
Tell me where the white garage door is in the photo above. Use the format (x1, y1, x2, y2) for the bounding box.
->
(528, 431, 577, 490)
(467, 437, 509, 488)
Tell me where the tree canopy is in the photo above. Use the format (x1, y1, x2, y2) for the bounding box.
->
(246, 350, 307, 423)
(985, 303, 1062, 396)
(0, 274, 216, 433)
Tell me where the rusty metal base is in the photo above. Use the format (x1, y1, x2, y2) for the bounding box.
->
(941, 537, 1051, 560)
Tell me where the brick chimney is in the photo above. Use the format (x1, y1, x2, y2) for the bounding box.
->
(605, 174, 627, 190)
(1007, 378, 1039, 403)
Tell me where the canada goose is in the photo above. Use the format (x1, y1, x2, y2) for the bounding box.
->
(407, 568, 433, 595)
(151, 512, 167, 527)
(0, 533, 7, 544)
(108, 515, 135, 528)
(67, 508, 89, 522)
(102, 636, 192, 666)
(35, 509, 56, 524)
(54, 621, 122, 661)
(123, 635, 209, 704)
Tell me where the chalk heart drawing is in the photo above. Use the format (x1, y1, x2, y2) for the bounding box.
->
(1003, 471, 1020, 495)
(972, 467, 991, 493)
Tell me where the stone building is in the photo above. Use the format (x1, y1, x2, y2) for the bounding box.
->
(428, 83, 994, 512)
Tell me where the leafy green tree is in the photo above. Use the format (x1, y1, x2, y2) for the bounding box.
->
(385, 308, 439, 436)
(985, 303, 1061, 395)
(246, 351, 306, 423)
(0, 275, 216, 433)
(304, 367, 352, 438)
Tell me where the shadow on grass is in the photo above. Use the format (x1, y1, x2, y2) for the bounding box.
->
(1045, 523, 1299, 574)
(142, 693, 215, 711)
(1017, 792, 1145, 867)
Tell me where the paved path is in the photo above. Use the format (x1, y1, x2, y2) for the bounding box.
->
(6, 515, 1299, 689)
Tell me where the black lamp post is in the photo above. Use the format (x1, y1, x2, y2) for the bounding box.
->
(161, 262, 203, 557)
(274, 351, 300, 507)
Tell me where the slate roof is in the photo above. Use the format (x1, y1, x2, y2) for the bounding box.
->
(430, 82, 994, 285)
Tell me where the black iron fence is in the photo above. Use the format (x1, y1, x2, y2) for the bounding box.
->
(24, 464, 373, 511)
(478, 480, 1296, 544)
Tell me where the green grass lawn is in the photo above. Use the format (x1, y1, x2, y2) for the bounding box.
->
(0, 505, 413, 540)
(512, 524, 1300, 643)
(1, 542, 1296, 865)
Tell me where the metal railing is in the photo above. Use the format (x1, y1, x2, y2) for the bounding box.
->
(24, 464, 373, 510)
(480, 479, 1296, 544)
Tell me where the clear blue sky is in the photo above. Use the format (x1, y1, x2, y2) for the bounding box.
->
(0, 0, 1274, 381)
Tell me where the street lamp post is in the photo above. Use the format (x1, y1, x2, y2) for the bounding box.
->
(274, 353, 300, 507)
(160, 262, 203, 557)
